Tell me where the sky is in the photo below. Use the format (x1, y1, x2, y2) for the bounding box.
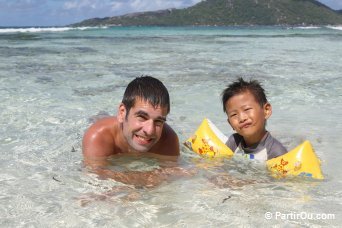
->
(0, 0, 341, 27)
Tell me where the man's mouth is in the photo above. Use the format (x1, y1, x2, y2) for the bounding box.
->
(135, 134, 153, 145)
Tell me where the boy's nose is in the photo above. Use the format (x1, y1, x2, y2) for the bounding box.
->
(238, 112, 247, 122)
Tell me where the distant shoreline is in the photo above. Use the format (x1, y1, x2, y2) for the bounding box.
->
(1, 24, 342, 29)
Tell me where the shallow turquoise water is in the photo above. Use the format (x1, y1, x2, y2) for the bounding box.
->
(0, 26, 341, 227)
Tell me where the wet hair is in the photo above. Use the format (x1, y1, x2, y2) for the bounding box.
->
(221, 77, 268, 113)
(122, 75, 170, 117)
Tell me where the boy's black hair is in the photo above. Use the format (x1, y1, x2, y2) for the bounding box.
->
(122, 76, 170, 117)
(221, 77, 268, 113)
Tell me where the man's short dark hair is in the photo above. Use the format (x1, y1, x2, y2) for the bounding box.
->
(221, 77, 268, 113)
(122, 76, 170, 117)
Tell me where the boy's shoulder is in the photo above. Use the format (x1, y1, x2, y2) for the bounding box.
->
(264, 133, 287, 159)
(226, 133, 243, 152)
(226, 132, 287, 160)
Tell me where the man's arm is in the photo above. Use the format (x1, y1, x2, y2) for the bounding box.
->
(82, 120, 188, 188)
(151, 123, 180, 157)
(82, 117, 116, 158)
(83, 156, 193, 188)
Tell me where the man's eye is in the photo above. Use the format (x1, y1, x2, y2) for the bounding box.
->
(137, 116, 147, 121)
(155, 120, 165, 126)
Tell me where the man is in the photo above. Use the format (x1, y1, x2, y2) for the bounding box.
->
(83, 76, 184, 188)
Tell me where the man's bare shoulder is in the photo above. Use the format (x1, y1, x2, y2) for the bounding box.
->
(85, 116, 117, 137)
(151, 123, 180, 157)
(82, 116, 118, 157)
(90, 116, 116, 127)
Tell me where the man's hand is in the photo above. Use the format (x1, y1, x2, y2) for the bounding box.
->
(99, 166, 195, 188)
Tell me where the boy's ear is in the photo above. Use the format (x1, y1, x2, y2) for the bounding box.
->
(117, 103, 126, 123)
(264, 102, 272, 120)
(227, 118, 235, 131)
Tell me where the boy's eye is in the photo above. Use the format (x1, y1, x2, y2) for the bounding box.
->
(229, 113, 237, 118)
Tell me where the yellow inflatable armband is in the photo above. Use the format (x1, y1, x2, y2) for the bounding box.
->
(184, 118, 234, 158)
(267, 140, 324, 179)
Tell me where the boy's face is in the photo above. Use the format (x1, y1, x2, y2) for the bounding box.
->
(225, 91, 272, 146)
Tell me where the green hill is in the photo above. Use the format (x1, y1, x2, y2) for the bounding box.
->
(72, 0, 342, 26)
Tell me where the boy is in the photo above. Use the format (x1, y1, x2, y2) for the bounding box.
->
(221, 78, 287, 161)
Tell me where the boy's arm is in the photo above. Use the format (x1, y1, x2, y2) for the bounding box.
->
(226, 133, 241, 152)
(266, 137, 288, 160)
(209, 173, 257, 189)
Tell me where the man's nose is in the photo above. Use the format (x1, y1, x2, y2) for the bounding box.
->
(143, 120, 155, 135)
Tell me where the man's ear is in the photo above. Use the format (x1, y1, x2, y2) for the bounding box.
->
(264, 102, 272, 120)
(117, 103, 126, 123)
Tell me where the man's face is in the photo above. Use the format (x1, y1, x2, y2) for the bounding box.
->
(225, 91, 271, 145)
(118, 98, 168, 152)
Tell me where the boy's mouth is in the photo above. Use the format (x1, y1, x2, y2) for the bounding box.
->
(240, 123, 252, 129)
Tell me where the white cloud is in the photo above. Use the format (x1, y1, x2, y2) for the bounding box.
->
(110, 2, 124, 11)
(63, 0, 112, 10)
(319, 0, 342, 10)
(63, 0, 94, 10)
(63, 1, 78, 9)
(60, 0, 202, 18)
(127, 0, 198, 12)
(0, 0, 46, 11)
